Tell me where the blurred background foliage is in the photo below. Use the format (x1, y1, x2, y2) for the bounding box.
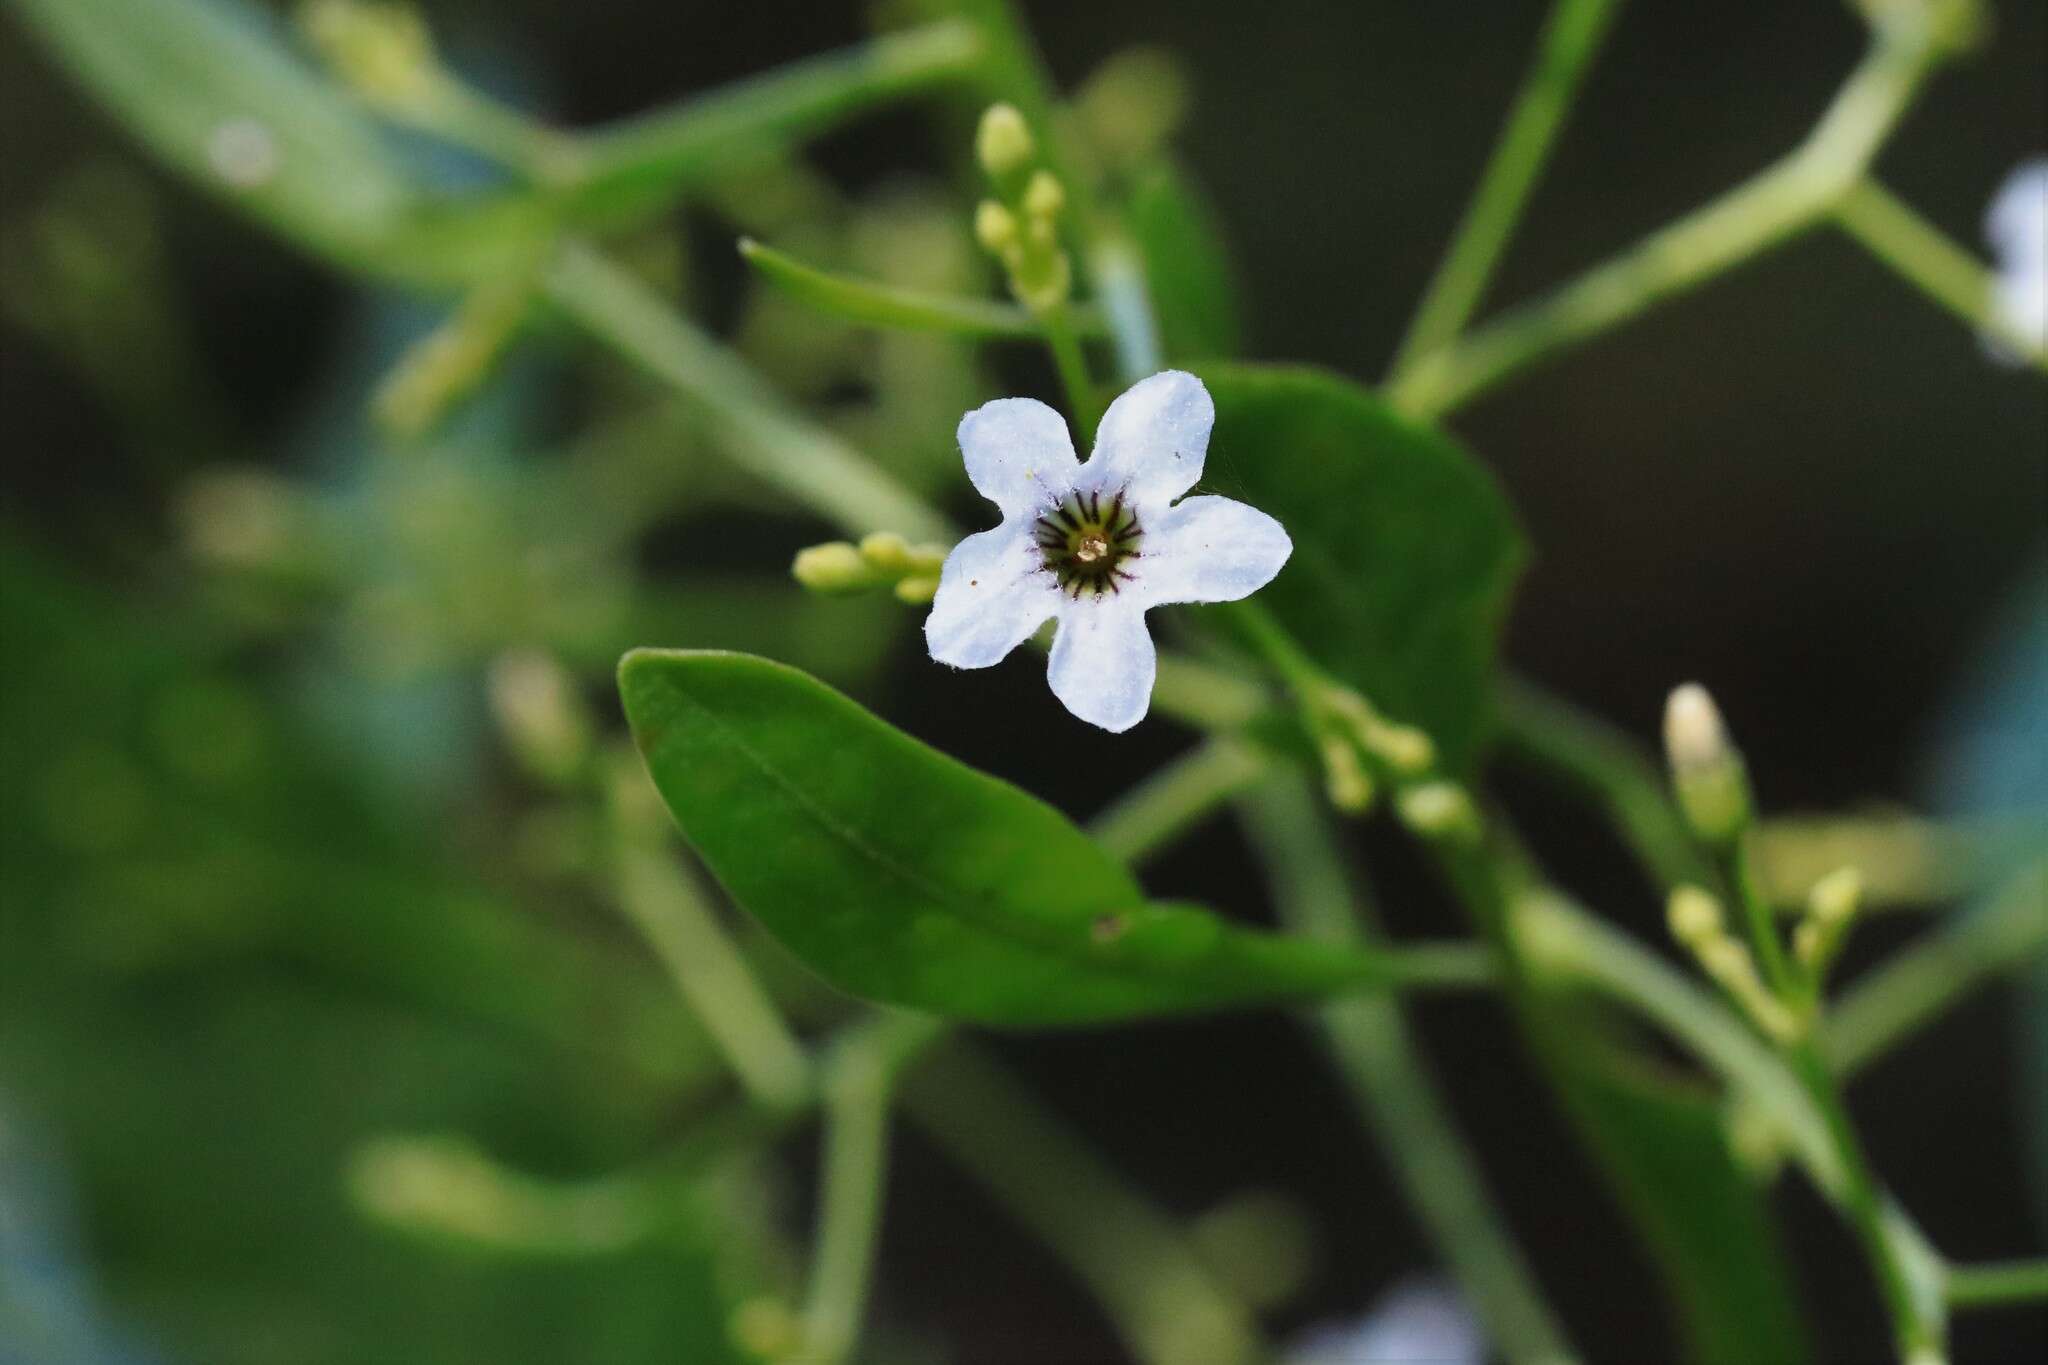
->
(1, 1, 2044, 1362)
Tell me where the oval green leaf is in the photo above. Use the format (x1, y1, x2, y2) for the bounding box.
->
(618, 649, 1487, 1025)
(1194, 364, 1526, 774)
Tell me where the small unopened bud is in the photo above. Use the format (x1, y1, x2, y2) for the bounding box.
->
(1792, 919, 1826, 967)
(487, 650, 590, 786)
(1009, 249, 1073, 312)
(1022, 170, 1066, 222)
(1663, 683, 1728, 774)
(1807, 865, 1862, 926)
(1662, 682, 1751, 844)
(1666, 885, 1725, 948)
(1396, 781, 1479, 844)
(791, 541, 876, 593)
(975, 103, 1035, 182)
(1795, 864, 1864, 979)
(1361, 720, 1435, 776)
(974, 200, 1018, 255)
(893, 574, 939, 605)
(302, 1, 438, 108)
(1723, 1096, 1788, 1182)
(1319, 735, 1374, 813)
(858, 530, 915, 573)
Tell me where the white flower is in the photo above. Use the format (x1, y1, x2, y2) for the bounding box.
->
(1286, 1277, 1484, 1365)
(924, 370, 1291, 732)
(1985, 158, 2048, 359)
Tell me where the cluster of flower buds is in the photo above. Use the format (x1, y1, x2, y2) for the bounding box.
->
(1666, 885, 1802, 1043)
(792, 531, 950, 604)
(1306, 682, 1440, 821)
(970, 104, 1073, 313)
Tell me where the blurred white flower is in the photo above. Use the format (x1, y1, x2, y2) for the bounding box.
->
(924, 370, 1291, 732)
(1286, 1277, 1484, 1365)
(1984, 158, 2048, 360)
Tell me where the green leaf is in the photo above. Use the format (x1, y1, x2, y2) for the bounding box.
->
(12, 0, 547, 285)
(618, 649, 1486, 1025)
(1559, 1047, 1809, 1364)
(739, 237, 1104, 341)
(1194, 364, 1526, 772)
(1126, 159, 1242, 361)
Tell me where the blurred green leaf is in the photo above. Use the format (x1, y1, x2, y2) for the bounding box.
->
(739, 235, 1099, 340)
(0, 538, 765, 1363)
(618, 649, 1480, 1025)
(1126, 159, 1241, 362)
(11, 0, 549, 285)
(1194, 364, 1525, 772)
(1560, 1047, 1809, 1364)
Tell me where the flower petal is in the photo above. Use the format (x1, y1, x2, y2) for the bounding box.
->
(958, 397, 1080, 519)
(924, 524, 1058, 669)
(1045, 598, 1156, 733)
(1127, 495, 1292, 606)
(1078, 370, 1213, 505)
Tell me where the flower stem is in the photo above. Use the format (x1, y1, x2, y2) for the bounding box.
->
(565, 20, 985, 224)
(1822, 860, 2048, 1077)
(1389, 14, 1954, 419)
(612, 845, 814, 1112)
(1040, 299, 1102, 439)
(1946, 1258, 2048, 1311)
(541, 240, 953, 541)
(1241, 778, 1577, 1365)
(1495, 677, 1716, 893)
(1833, 178, 2048, 373)
(899, 1036, 1268, 1365)
(1089, 738, 1272, 865)
(793, 1012, 946, 1365)
(1387, 0, 1626, 376)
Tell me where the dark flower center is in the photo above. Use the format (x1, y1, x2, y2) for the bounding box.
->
(1036, 488, 1141, 598)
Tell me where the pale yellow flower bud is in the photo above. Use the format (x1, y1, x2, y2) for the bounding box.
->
(1666, 885, 1725, 948)
(974, 103, 1035, 181)
(791, 542, 876, 593)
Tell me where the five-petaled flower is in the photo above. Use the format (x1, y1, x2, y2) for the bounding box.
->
(924, 370, 1292, 732)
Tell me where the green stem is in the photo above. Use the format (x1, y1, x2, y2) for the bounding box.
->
(793, 1012, 946, 1365)
(1389, 18, 1951, 419)
(1241, 779, 1576, 1365)
(1516, 892, 1946, 1357)
(1730, 839, 1796, 996)
(739, 236, 1105, 340)
(1149, 652, 1271, 731)
(1495, 677, 1715, 893)
(1946, 1258, 2048, 1311)
(1788, 1041, 1941, 1359)
(565, 20, 985, 225)
(1387, 0, 1626, 375)
(612, 845, 813, 1111)
(541, 240, 953, 541)
(1834, 178, 2048, 373)
(1823, 860, 2048, 1077)
(1089, 738, 1272, 865)
(1040, 299, 1102, 439)
(899, 1037, 1268, 1365)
